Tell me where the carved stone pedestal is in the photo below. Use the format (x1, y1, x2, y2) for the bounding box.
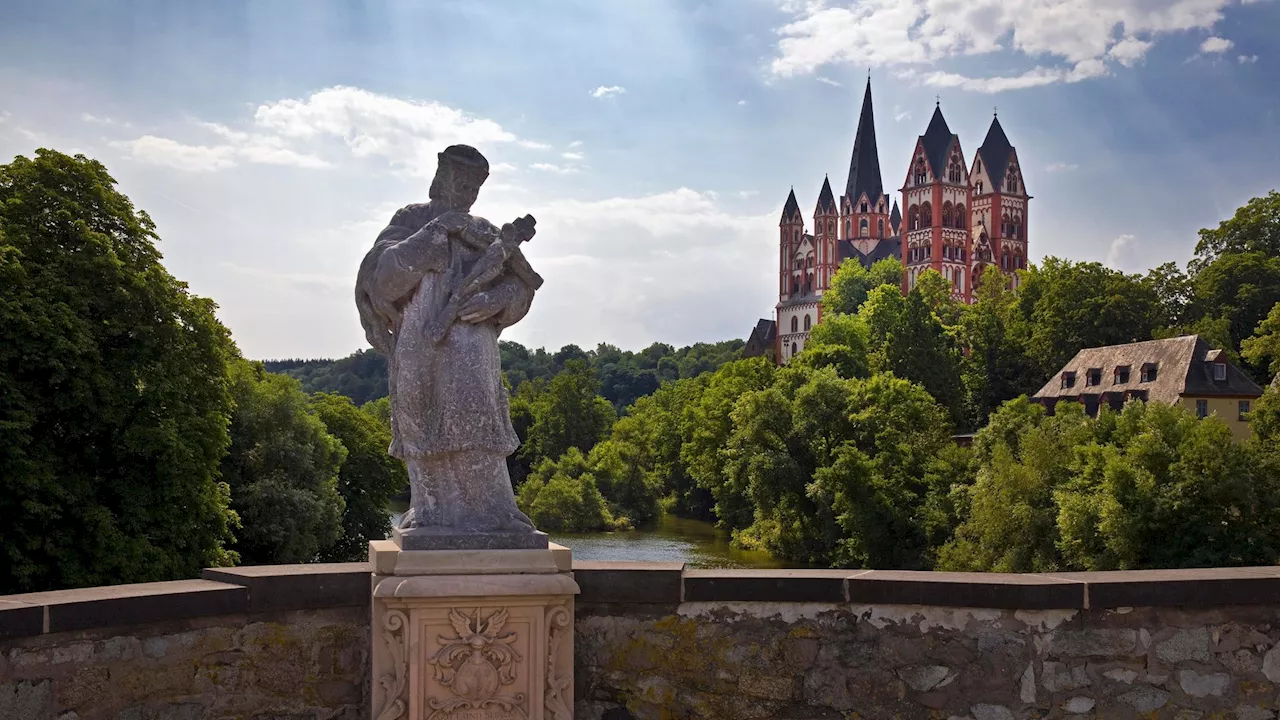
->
(368, 540, 579, 720)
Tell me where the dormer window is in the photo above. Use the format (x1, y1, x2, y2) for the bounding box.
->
(861, 202, 868, 213)
(1140, 362, 1158, 382)
(1086, 368, 1102, 387)
(1114, 366, 1131, 384)
(1061, 371, 1076, 389)
(1213, 362, 1227, 381)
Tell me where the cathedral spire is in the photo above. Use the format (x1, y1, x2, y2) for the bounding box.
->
(845, 77, 884, 206)
(780, 187, 801, 223)
(977, 115, 1015, 189)
(816, 175, 837, 214)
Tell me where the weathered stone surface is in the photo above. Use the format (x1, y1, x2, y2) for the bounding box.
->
(1235, 706, 1275, 720)
(1178, 668, 1231, 697)
(971, 703, 1015, 720)
(1048, 628, 1138, 657)
(1158, 627, 1212, 663)
(1117, 685, 1171, 712)
(355, 144, 546, 545)
(0, 607, 366, 719)
(1263, 645, 1280, 682)
(1063, 695, 1095, 713)
(1103, 667, 1140, 683)
(899, 665, 952, 692)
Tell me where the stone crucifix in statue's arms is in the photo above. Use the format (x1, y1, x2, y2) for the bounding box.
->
(354, 144, 548, 550)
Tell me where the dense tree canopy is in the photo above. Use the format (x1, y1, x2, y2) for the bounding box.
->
(1192, 190, 1280, 271)
(0, 150, 238, 593)
(822, 256, 904, 316)
(221, 361, 346, 565)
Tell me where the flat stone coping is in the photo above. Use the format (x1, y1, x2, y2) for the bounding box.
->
(6, 563, 1280, 641)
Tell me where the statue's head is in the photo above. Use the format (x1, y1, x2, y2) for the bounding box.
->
(429, 145, 489, 211)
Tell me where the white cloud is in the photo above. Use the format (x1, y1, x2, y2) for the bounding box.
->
(1045, 162, 1079, 173)
(110, 86, 549, 176)
(1239, 54, 1259, 63)
(738, 190, 760, 198)
(530, 162, 580, 174)
(1106, 233, 1138, 270)
(111, 136, 238, 172)
(1200, 36, 1234, 53)
(1108, 36, 1154, 67)
(591, 85, 626, 99)
(816, 76, 842, 86)
(81, 113, 130, 127)
(561, 151, 584, 161)
(738, 99, 747, 105)
(567, 140, 583, 148)
(770, 0, 1242, 91)
(490, 162, 519, 174)
(892, 105, 912, 122)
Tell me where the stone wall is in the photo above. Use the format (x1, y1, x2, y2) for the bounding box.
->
(8, 561, 1280, 719)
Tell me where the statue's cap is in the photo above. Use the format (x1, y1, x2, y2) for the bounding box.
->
(437, 145, 489, 175)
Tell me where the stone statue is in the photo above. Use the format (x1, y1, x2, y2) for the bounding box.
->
(355, 145, 546, 549)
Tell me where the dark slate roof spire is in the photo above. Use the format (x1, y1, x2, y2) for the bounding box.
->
(889, 200, 902, 230)
(845, 77, 884, 206)
(921, 104, 954, 178)
(816, 175, 837, 214)
(977, 115, 1015, 189)
(781, 187, 801, 222)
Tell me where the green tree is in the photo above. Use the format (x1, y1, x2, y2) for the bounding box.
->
(822, 256, 903, 315)
(1189, 253, 1280, 369)
(859, 282, 966, 423)
(1192, 190, 1280, 272)
(0, 150, 237, 593)
(221, 361, 346, 565)
(682, 357, 776, 530)
(1012, 257, 1161, 378)
(515, 448, 621, 532)
(791, 312, 870, 379)
(519, 359, 616, 469)
(1144, 261, 1193, 331)
(959, 269, 1039, 426)
(1243, 302, 1280, 379)
(310, 393, 408, 561)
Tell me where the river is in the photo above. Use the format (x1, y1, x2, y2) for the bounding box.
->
(386, 506, 782, 568)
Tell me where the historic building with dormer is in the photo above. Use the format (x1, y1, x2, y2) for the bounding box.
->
(755, 78, 1032, 365)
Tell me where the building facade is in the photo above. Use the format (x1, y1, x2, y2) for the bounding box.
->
(768, 79, 1032, 365)
(1030, 335, 1266, 441)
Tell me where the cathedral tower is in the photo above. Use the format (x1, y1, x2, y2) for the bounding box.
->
(779, 187, 804, 299)
(901, 104, 973, 301)
(969, 114, 1031, 290)
(814, 175, 839, 293)
(842, 78, 891, 256)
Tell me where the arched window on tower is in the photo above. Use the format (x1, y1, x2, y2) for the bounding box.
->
(860, 218, 869, 236)
(878, 219, 885, 237)
(955, 204, 966, 230)
(827, 220, 834, 235)
(791, 316, 798, 333)
(976, 181, 984, 195)
(1001, 212, 1012, 238)
(914, 160, 927, 186)
(804, 315, 812, 331)
(861, 201, 868, 213)
(791, 342, 798, 357)
(920, 202, 932, 228)
(942, 202, 954, 228)
(793, 229, 799, 244)
(908, 206, 920, 232)
(845, 219, 851, 237)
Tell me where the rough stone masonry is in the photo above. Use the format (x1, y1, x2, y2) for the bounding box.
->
(575, 601, 1280, 720)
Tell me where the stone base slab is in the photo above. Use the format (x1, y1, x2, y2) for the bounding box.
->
(369, 542, 578, 720)
(393, 526, 550, 551)
(369, 540, 571, 577)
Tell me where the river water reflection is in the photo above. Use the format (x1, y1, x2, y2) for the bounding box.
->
(386, 507, 782, 569)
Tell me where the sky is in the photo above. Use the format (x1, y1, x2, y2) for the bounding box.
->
(0, 0, 1277, 360)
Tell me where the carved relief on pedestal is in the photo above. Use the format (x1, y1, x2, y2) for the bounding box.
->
(374, 610, 410, 720)
(543, 604, 572, 720)
(427, 607, 528, 720)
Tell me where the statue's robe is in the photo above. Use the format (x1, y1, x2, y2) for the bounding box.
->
(355, 202, 534, 462)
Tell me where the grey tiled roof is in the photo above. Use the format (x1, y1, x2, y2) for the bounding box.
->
(838, 235, 901, 269)
(816, 176, 837, 214)
(921, 105, 955, 179)
(977, 116, 1015, 190)
(845, 79, 885, 207)
(1032, 335, 1265, 404)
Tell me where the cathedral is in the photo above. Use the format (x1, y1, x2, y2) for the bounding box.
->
(746, 79, 1032, 365)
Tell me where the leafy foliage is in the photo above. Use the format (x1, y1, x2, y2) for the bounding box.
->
(221, 361, 346, 565)
(1192, 190, 1280, 272)
(822, 256, 903, 316)
(0, 150, 238, 593)
(516, 448, 626, 532)
(309, 393, 407, 561)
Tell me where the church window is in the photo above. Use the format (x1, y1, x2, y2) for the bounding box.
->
(976, 181, 984, 194)
(878, 219, 884, 236)
(1002, 252, 1009, 270)
(794, 229, 799, 243)
(804, 315, 812, 331)
(861, 201, 868, 213)
(942, 202, 953, 228)
(792, 342, 798, 356)
(908, 206, 919, 231)
(827, 220, 834, 235)
(914, 161, 927, 186)
(955, 204, 965, 230)
(920, 202, 932, 227)
(860, 218, 869, 236)
(958, 267, 965, 291)
(975, 158, 982, 174)
(791, 316, 798, 333)
(845, 219, 851, 237)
